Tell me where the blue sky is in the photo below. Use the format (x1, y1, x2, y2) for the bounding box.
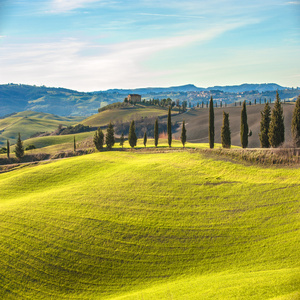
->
(0, 0, 299, 91)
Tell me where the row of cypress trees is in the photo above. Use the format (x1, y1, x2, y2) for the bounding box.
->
(127, 106, 187, 148)
(209, 92, 300, 149)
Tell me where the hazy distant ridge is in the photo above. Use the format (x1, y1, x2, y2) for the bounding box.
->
(103, 83, 288, 94)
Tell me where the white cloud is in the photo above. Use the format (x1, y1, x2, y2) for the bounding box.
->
(0, 22, 264, 91)
(139, 13, 205, 19)
(287, 1, 300, 4)
(50, 0, 102, 13)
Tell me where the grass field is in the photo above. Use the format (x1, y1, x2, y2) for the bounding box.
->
(81, 104, 170, 127)
(0, 111, 84, 147)
(0, 150, 299, 299)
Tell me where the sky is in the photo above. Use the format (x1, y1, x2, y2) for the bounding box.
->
(0, 0, 299, 91)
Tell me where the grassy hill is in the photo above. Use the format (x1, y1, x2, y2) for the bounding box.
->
(81, 104, 170, 127)
(0, 111, 84, 147)
(172, 103, 296, 148)
(0, 151, 299, 299)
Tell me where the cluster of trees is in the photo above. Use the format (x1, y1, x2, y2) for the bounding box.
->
(114, 116, 179, 138)
(59, 124, 91, 135)
(93, 122, 115, 150)
(94, 106, 187, 150)
(208, 92, 300, 149)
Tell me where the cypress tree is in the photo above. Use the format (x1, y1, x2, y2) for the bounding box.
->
(106, 122, 115, 150)
(181, 120, 187, 148)
(291, 95, 300, 147)
(240, 101, 249, 148)
(259, 102, 271, 148)
(73, 136, 76, 152)
(167, 106, 172, 147)
(269, 92, 284, 147)
(120, 133, 125, 148)
(143, 131, 147, 147)
(93, 127, 104, 151)
(154, 118, 159, 147)
(14, 133, 24, 159)
(221, 111, 231, 148)
(7, 139, 10, 158)
(128, 120, 137, 148)
(208, 96, 214, 148)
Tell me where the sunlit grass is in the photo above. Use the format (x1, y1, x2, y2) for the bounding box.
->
(0, 151, 299, 299)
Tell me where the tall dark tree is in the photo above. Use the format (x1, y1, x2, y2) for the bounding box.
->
(240, 101, 249, 148)
(208, 96, 214, 148)
(7, 139, 10, 158)
(128, 120, 137, 148)
(154, 118, 159, 147)
(94, 127, 104, 151)
(221, 111, 231, 148)
(181, 120, 187, 148)
(120, 133, 125, 148)
(259, 102, 271, 148)
(106, 122, 115, 150)
(268, 92, 285, 147)
(143, 131, 147, 147)
(291, 95, 300, 147)
(14, 133, 24, 159)
(73, 136, 76, 152)
(167, 106, 172, 147)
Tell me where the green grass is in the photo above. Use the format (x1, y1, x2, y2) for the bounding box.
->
(0, 151, 299, 299)
(81, 104, 170, 127)
(0, 111, 84, 147)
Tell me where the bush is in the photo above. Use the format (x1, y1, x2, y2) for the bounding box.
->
(60, 124, 91, 135)
(25, 144, 36, 151)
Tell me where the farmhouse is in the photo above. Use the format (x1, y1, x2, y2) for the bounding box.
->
(128, 94, 141, 103)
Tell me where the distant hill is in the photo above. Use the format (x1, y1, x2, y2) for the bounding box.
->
(103, 83, 288, 94)
(1, 83, 298, 118)
(81, 103, 169, 128)
(206, 83, 287, 93)
(0, 111, 83, 147)
(104, 84, 205, 94)
(0, 84, 121, 117)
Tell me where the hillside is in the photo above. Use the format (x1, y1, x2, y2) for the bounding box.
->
(81, 104, 170, 127)
(0, 151, 299, 299)
(1, 83, 299, 118)
(172, 103, 296, 148)
(0, 84, 116, 116)
(0, 111, 84, 147)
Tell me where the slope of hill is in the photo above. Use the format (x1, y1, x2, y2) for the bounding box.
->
(172, 103, 295, 148)
(81, 104, 170, 127)
(0, 84, 116, 116)
(0, 151, 299, 299)
(0, 111, 84, 147)
(2, 83, 298, 118)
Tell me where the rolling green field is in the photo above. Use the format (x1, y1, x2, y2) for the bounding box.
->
(0, 150, 299, 299)
(0, 111, 84, 147)
(81, 104, 170, 127)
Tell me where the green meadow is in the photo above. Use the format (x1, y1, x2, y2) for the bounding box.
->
(0, 150, 299, 299)
(0, 111, 84, 147)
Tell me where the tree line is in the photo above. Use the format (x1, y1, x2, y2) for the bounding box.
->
(4, 93, 300, 159)
(208, 92, 300, 149)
